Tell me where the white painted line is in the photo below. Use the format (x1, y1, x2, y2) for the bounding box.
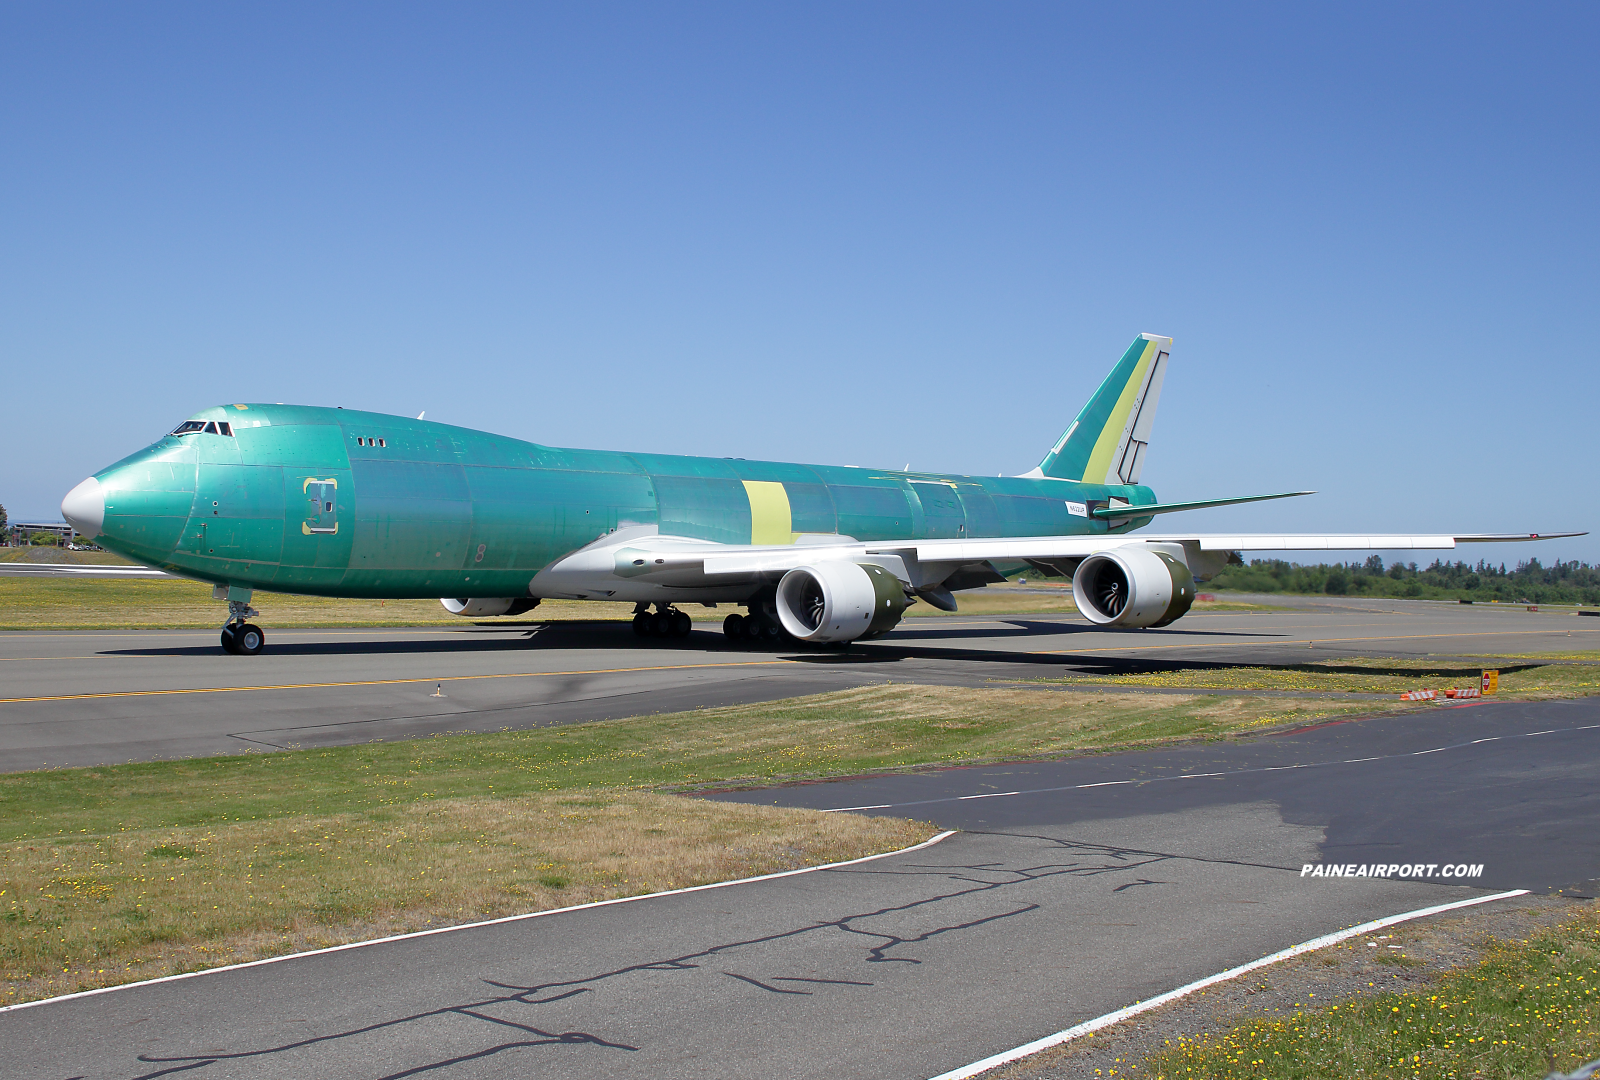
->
(924, 888, 1530, 1080)
(824, 723, 1599, 815)
(0, 830, 957, 1014)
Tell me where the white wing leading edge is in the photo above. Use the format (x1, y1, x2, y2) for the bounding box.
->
(534, 527, 1585, 596)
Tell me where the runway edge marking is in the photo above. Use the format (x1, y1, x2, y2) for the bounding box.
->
(926, 888, 1531, 1080)
(0, 829, 956, 1015)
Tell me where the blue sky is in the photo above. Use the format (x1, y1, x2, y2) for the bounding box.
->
(4, 3, 1596, 564)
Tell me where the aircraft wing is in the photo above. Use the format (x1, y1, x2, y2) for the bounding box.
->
(557, 528, 1586, 595)
(889, 530, 1589, 562)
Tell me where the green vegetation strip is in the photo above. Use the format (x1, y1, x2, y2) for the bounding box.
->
(1144, 907, 1600, 1079)
(0, 577, 1082, 630)
(1036, 657, 1600, 699)
(1212, 554, 1600, 606)
(0, 577, 639, 630)
(2, 682, 1380, 1004)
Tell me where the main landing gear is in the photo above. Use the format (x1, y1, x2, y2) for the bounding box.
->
(720, 611, 785, 646)
(220, 598, 265, 655)
(632, 603, 693, 639)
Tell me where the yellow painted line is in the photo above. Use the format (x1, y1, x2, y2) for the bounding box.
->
(1034, 626, 1600, 656)
(0, 660, 791, 705)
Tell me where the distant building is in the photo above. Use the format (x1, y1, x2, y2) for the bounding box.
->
(11, 521, 75, 547)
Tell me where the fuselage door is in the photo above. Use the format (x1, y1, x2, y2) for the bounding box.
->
(302, 478, 340, 535)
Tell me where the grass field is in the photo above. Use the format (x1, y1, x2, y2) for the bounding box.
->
(0, 576, 649, 630)
(0, 547, 135, 565)
(1035, 656, 1600, 699)
(0, 573, 1297, 630)
(1142, 907, 1600, 1080)
(1, 682, 1395, 1004)
(0, 576, 1087, 630)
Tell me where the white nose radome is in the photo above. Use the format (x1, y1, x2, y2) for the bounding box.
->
(61, 476, 105, 539)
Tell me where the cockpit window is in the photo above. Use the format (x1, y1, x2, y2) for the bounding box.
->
(169, 420, 235, 437)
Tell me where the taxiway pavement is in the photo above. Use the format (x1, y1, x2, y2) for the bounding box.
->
(2, 598, 1596, 772)
(5, 697, 1592, 1078)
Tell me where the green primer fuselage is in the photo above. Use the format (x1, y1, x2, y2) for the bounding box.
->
(90, 404, 1157, 599)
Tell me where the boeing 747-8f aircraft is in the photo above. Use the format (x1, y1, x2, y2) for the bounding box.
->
(61, 335, 1582, 654)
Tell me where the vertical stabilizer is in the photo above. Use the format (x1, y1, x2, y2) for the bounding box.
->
(1028, 333, 1171, 484)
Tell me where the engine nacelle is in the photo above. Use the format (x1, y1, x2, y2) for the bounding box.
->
(440, 597, 541, 618)
(775, 561, 910, 642)
(1072, 546, 1195, 628)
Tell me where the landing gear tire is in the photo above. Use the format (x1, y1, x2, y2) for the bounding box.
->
(633, 613, 651, 637)
(220, 626, 240, 654)
(722, 613, 745, 642)
(650, 611, 673, 637)
(741, 614, 764, 643)
(234, 623, 265, 655)
(672, 610, 692, 638)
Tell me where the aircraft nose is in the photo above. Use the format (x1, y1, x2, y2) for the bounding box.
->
(61, 476, 106, 539)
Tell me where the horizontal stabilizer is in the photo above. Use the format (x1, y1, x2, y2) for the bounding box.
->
(1091, 491, 1315, 520)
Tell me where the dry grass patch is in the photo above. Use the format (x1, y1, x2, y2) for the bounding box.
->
(637, 685, 1397, 783)
(0, 577, 647, 630)
(0, 681, 1400, 1005)
(1035, 657, 1600, 699)
(0, 790, 929, 1005)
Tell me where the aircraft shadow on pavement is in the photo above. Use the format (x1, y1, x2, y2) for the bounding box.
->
(885, 618, 1271, 641)
(97, 616, 1260, 661)
(110, 837, 1182, 1079)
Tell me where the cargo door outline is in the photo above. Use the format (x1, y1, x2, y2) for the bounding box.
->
(302, 478, 340, 535)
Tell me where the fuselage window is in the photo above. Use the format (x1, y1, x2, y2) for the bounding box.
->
(203, 421, 219, 434)
(218, 422, 233, 436)
(378, 438, 385, 447)
(170, 421, 207, 436)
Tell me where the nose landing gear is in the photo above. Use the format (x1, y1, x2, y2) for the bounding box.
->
(220, 598, 265, 655)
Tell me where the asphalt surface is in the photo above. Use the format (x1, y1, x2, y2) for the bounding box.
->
(0, 807, 1514, 1079)
(3, 597, 1598, 772)
(0, 562, 169, 577)
(8, 697, 1595, 1078)
(713, 696, 1600, 897)
(3, 600, 1597, 1078)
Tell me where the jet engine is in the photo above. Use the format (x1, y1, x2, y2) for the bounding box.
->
(1071, 546, 1195, 628)
(775, 561, 911, 642)
(440, 597, 541, 618)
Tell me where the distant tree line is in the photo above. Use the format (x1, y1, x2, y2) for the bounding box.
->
(1210, 555, 1600, 605)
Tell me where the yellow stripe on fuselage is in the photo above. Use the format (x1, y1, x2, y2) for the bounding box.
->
(1082, 339, 1156, 485)
(743, 480, 796, 544)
